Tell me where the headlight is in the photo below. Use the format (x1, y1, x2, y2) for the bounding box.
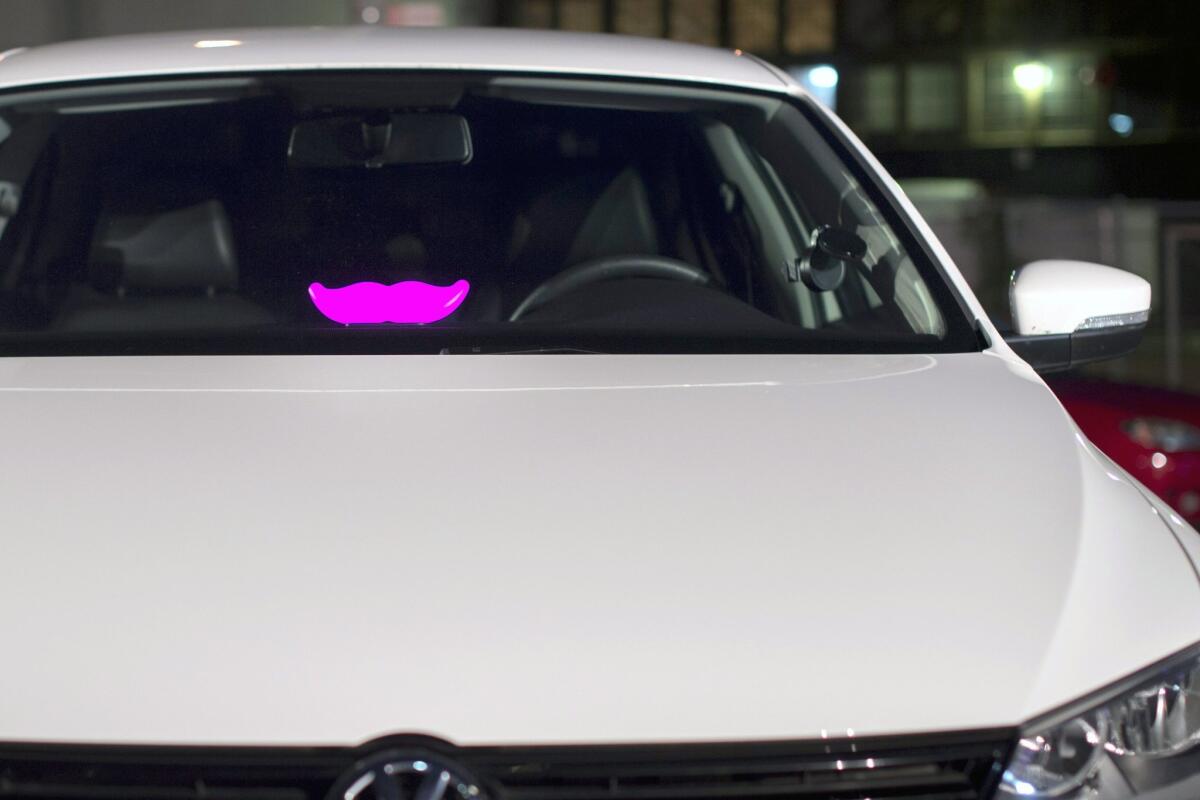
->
(1122, 418, 1200, 454)
(1001, 644, 1200, 799)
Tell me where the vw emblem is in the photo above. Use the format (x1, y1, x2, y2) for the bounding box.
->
(329, 751, 484, 800)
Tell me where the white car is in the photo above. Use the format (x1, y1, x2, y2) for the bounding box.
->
(0, 26, 1196, 800)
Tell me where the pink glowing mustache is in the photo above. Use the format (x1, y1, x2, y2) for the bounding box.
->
(308, 279, 470, 324)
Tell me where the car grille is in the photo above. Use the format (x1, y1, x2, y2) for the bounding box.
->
(0, 732, 1014, 800)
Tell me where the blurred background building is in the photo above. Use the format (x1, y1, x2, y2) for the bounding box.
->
(0, 0, 1196, 391)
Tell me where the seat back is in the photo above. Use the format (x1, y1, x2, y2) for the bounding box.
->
(54, 200, 273, 332)
(89, 200, 238, 294)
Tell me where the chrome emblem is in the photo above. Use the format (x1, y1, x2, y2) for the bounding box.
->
(329, 752, 484, 800)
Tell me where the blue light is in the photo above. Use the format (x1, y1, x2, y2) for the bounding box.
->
(1108, 113, 1134, 137)
(789, 64, 838, 110)
(1001, 771, 1038, 796)
(808, 65, 839, 89)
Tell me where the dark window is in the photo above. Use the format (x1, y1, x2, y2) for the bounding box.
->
(0, 72, 977, 356)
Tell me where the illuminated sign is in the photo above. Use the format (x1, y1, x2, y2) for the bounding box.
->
(308, 279, 470, 324)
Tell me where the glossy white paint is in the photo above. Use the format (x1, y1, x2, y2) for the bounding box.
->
(0, 29, 1197, 750)
(0, 353, 1197, 746)
(1010, 260, 1152, 336)
(0, 27, 785, 92)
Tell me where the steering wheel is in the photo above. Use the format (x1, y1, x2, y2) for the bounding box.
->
(509, 255, 713, 321)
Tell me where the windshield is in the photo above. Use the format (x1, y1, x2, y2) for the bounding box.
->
(0, 72, 977, 355)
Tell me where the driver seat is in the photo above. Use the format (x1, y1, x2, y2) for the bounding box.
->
(505, 166, 661, 306)
(562, 167, 660, 265)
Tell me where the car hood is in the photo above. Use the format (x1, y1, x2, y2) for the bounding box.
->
(0, 352, 1197, 746)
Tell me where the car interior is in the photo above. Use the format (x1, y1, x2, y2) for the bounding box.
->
(0, 74, 966, 353)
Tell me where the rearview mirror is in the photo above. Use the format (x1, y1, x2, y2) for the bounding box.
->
(1005, 260, 1151, 373)
(288, 113, 472, 168)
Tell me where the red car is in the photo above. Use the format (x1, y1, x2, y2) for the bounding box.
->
(1051, 377, 1200, 524)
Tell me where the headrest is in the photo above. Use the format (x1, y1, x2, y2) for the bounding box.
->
(564, 167, 659, 266)
(90, 200, 238, 292)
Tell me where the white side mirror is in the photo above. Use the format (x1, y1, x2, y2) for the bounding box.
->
(1006, 260, 1151, 372)
(1010, 260, 1150, 335)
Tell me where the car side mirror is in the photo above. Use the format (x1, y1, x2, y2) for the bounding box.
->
(1004, 260, 1151, 373)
